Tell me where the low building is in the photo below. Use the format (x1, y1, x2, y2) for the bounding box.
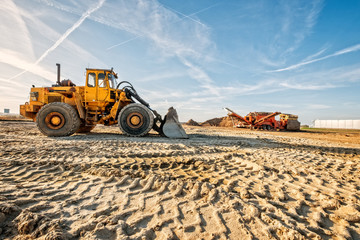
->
(313, 119, 360, 129)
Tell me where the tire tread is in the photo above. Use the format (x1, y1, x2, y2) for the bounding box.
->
(118, 103, 154, 137)
(36, 102, 80, 137)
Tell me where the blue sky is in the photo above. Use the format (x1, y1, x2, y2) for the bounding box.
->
(1, 0, 359, 124)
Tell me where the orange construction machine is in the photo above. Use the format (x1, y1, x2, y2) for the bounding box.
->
(20, 64, 188, 138)
(225, 108, 300, 131)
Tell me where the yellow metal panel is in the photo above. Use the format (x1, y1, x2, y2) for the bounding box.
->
(20, 105, 26, 116)
(73, 92, 85, 119)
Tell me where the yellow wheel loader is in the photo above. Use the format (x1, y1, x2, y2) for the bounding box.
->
(20, 64, 188, 138)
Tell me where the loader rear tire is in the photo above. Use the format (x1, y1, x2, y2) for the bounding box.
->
(36, 102, 80, 137)
(118, 103, 154, 137)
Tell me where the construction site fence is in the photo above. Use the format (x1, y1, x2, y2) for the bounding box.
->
(313, 119, 360, 129)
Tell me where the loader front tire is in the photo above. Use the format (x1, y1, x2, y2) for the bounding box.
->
(36, 102, 80, 137)
(118, 103, 154, 137)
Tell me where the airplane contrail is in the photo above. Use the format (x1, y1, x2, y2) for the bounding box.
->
(8, 0, 106, 81)
(270, 43, 360, 72)
(162, 2, 220, 28)
(36, 0, 105, 65)
(107, 36, 141, 50)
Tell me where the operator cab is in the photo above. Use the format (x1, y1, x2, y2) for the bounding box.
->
(85, 68, 119, 104)
(86, 68, 118, 89)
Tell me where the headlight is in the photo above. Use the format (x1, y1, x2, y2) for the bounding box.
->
(30, 92, 39, 101)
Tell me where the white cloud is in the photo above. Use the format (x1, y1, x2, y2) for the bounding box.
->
(279, 82, 336, 90)
(36, 0, 217, 97)
(282, 0, 323, 54)
(0, 49, 55, 85)
(0, 0, 108, 87)
(307, 104, 331, 110)
(136, 72, 186, 83)
(256, 0, 324, 68)
(261, 103, 294, 109)
(0, 0, 35, 61)
(95, 0, 212, 57)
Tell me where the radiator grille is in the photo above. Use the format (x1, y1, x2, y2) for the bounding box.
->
(48, 96, 62, 103)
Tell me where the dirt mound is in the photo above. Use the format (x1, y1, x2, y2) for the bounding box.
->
(185, 119, 200, 126)
(218, 116, 234, 127)
(200, 117, 223, 126)
(200, 116, 233, 127)
(0, 114, 29, 121)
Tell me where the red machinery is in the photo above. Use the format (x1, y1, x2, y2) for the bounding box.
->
(225, 108, 300, 131)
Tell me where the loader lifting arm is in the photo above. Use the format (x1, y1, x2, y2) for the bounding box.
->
(117, 81, 188, 138)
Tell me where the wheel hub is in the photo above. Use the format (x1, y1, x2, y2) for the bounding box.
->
(45, 112, 65, 129)
(127, 113, 143, 128)
(51, 116, 61, 125)
(130, 116, 141, 125)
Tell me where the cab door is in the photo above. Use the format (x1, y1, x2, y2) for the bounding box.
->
(85, 71, 97, 104)
(97, 72, 110, 104)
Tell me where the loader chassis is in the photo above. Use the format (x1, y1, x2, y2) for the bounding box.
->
(20, 67, 162, 137)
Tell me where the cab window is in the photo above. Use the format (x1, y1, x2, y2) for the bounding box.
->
(108, 74, 115, 88)
(98, 73, 107, 88)
(87, 73, 96, 87)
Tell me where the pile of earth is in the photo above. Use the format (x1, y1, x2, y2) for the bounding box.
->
(185, 116, 234, 127)
(185, 119, 201, 126)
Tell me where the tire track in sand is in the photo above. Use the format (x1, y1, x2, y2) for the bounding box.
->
(0, 123, 359, 239)
(0, 160, 257, 239)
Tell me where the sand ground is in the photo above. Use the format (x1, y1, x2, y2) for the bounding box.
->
(0, 121, 359, 240)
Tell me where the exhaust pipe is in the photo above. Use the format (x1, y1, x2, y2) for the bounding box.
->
(56, 63, 60, 85)
(54, 63, 76, 87)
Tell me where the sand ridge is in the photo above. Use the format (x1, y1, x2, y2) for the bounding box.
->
(0, 121, 359, 239)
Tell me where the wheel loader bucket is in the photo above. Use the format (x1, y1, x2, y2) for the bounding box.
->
(162, 107, 188, 139)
